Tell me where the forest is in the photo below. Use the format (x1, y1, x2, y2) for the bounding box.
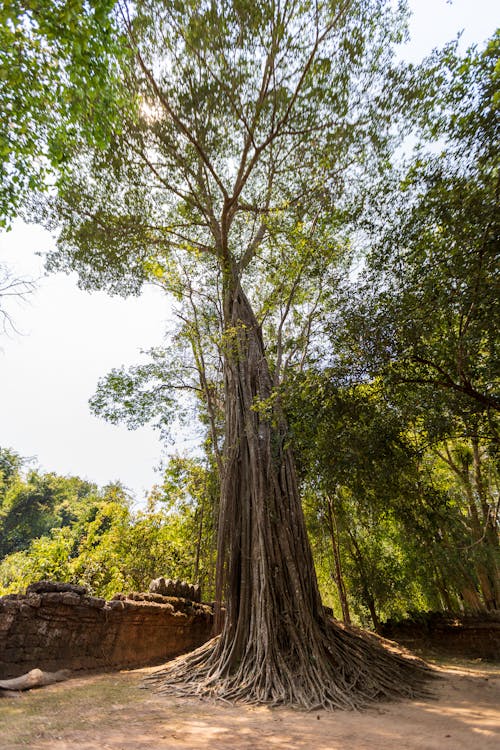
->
(0, 0, 498, 710)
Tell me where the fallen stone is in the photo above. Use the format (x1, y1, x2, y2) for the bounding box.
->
(26, 582, 88, 596)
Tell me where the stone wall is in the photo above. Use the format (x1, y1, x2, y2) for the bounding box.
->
(381, 612, 500, 661)
(0, 588, 213, 679)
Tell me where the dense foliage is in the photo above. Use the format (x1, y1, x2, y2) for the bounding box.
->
(0, 447, 217, 599)
(313, 31, 500, 621)
(0, 0, 124, 227)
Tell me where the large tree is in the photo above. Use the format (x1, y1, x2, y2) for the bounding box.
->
(327, 32, 500, 612)
(332, 31, 499, 418)
(44, 0, 430, 708)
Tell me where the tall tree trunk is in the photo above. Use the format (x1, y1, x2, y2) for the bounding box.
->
(193, 502, 203, 584)
(437, 442, 498, 610)
(146, 279, 431, 708)
(325, 493, 351, 624)
(471, 433, 500, 608)
(460, 586, 484, 613)
(431, 560, 456, 612)
(345, 526, 381, 632)
(461, 466, 497, 610)
(213, 281, 325, 661)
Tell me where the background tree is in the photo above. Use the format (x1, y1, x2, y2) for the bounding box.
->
(42, 0, 430, 708)
(324, 33, 499, 613)
(0, 449, 209, 599)
(288, 372, 499, 624)
(0, 448, 99, 557)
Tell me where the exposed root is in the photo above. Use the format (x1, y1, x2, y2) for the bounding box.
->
(144, 619, 435, 711)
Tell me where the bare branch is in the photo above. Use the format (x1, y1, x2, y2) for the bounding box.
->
(0, 265, 36, 335)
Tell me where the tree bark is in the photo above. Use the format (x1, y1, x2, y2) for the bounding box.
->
(213, 279, 324, 659)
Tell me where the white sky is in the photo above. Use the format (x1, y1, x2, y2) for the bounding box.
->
(0, 0, 498, 503)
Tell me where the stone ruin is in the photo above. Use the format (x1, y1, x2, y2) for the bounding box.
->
(24, 578, 204, 603)
(26, 581, 89, 596)
(0, 578, 212, 679)
(148, 576, 202, 602)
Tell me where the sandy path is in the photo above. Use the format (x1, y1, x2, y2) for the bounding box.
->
(0, 660, 498, 749)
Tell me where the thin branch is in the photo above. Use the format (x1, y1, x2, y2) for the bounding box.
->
(0, 268, 36, 335)
(229, 0, 353, 208)
(402, 356, 500, 411)
(119, 2, 229, 201)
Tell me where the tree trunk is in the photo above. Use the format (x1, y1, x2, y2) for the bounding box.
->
(432, 563, 455, 612)
(461, 586, 484, 613)
(325, 494, 351, 624)
(212, 281, 327, 666)
(146, 279, 431, 708)
(193, 502, 203, 584)
(471, 434, 500, 608)
(344, 525, 382, 631)
(438, 441, 499, 610)
(366, 595, 381, 634)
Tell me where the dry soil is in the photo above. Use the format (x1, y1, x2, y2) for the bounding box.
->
(0, 657, 498, 749)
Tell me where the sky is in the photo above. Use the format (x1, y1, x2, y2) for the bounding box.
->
(0, 0, 498, 503)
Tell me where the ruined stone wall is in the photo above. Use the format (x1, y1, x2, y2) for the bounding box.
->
(381, 612, 500, 660)
(0, 588, 213, 679)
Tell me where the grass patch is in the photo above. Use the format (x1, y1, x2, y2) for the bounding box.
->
(0, 671, 147, 747)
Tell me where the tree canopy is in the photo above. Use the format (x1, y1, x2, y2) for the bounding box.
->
(332, 30, 499, 420)
(0, 0, 124, 226)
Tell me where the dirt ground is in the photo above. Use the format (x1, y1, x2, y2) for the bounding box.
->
(0, 657, 498, 750)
